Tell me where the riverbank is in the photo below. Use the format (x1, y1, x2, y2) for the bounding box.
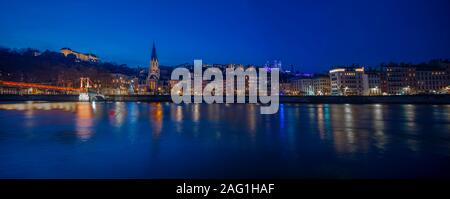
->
(0, 94, 449, 104)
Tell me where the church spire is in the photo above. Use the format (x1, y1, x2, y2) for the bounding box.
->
(151, 41, 157, 61)
(147, 41, 160, 86)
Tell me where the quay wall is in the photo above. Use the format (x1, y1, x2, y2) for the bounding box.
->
(0, 94, 449, 104)
(0, 94, 79, 102)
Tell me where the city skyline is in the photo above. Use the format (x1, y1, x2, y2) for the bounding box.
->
(1, 0, 450, 71)
(1, 1, 450, 194)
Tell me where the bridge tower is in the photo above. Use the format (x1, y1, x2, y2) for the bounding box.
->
(79, 77, 104, 101)
(80, 77, 92, 92)
(79, 77, 91, 101)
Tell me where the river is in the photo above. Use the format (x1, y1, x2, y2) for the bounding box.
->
(0, 102, 449, 178)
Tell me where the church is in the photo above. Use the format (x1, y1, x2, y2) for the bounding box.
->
(147, 42, 160, 93)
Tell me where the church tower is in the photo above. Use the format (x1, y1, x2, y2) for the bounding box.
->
(147, 41, 160, 92)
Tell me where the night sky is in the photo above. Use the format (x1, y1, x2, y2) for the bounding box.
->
(1, 0, 449, 72)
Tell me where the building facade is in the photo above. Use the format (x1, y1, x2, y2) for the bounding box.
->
(329, 67, 368, 96)
(312, 75, 331, 95)
(415, 68, 449, 94)
(365, 70, 381, 95)
(381, 64, 450, 95)
(381, 65, 416, 95)
(290, 75, 331, 96)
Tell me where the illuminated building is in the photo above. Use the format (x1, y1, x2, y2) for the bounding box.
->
(381, 65, 416, 95)
(291, 74, 331, 96)
(109, 73, 133, 95)
(365, 70, 381, 96)
(329, 67, 368, 96)
(60, 48, 99, 62)
(312, 75, 331, 95)
(415, 68, 449, 94)
(381, 63, 449, 95)
(280, 82, 293, 95)
(291, 78, 313, 95)
(147, 42, 160, 93)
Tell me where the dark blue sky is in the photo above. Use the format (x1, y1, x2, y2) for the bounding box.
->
(1, 0, 449, 72)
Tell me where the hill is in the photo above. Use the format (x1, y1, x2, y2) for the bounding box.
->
(0, 48, 138, 88)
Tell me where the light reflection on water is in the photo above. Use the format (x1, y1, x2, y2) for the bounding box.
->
(150, 103, 163, 138)
(75, 103, 93, 141)
(0, 102, 450, 178)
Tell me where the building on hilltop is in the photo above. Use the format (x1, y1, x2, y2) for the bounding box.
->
(60, 48, 99, 62)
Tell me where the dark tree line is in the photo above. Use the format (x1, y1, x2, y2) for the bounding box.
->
(0, 48, 139, 88)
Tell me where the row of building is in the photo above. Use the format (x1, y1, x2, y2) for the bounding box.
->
(107, 62, 450, 96)
(61, 43, 449, 96)
(284, 64, 450, 96)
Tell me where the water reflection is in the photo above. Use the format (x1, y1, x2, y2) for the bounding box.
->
(0, 102, 76, 111)
(150, 103, 163, 138)
(128, 102, 139, 123)
(192, 104, 200, 122)
(331, 105, 350, 154)
(323, 105, 331, 140)
(373, 104, 387, 151)
(75, 103, 94, 141)
(404, 104, 417, 132)
(330, 104, 373, 154)
(170, 104, 184, 134)
(279, 104, 285, 131)
(207, 104, 220, 122)
(1, 102, 450, 178)
(343, 104, 355, 144)
(317, 104, 325, 140)
(108, 102, 126, 127)
(403, 105, 419, 152)
(0, 102, 447, 154)
(247, 104, 257, 137)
